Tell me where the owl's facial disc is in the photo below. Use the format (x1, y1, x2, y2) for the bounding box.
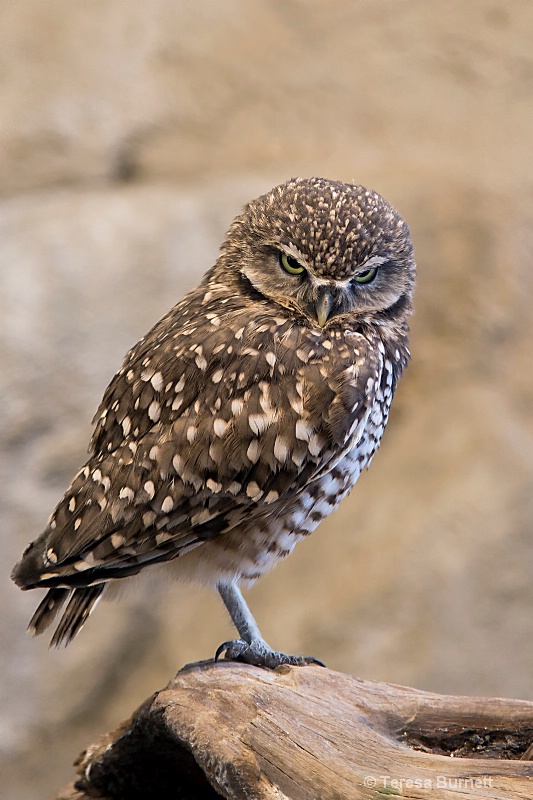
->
(239, 246, 400, 328)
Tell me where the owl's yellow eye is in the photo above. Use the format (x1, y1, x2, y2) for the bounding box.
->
(279, 252, 305, 276)
(353, 267, 378, 284)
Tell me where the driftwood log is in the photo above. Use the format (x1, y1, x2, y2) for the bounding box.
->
(57, 660, 533, 799)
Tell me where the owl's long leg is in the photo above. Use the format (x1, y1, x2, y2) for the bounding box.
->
(217, 581, 266, 644)
(215, 580, 325, 669)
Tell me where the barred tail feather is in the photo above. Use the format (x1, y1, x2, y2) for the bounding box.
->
(49, 585, 105, 647)
(28, 588, 70, 636)
(30, 583, 105, 647)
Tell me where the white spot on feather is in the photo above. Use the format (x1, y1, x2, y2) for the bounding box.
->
(289, 395, 304, 415)
(195, 351, 208, 370)
(246, 481, 262, 500)
(264, 490, 279, 504)
(295, 419, 313, 441)
(144, 480, 155, 499)
(248, 414, 266, 435)
(274, 436, 289, 462)
(213, 418, 229, 437)
(249, 411, 277, 435)
(73, 561, 91, 572)
(151, 372, 164, 391)
(148, 401, 161, 422)
(207, 313, 220, 328)
(231, 398, 244, 415)
(246, 439, 260, 462)
(292, 449, 306, 467)
(161, 496, 174, 513)
(308, 434, 324, 457)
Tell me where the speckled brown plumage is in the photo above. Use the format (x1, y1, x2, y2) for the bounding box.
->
(12, 177, 415, 664)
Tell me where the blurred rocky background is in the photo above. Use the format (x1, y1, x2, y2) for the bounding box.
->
(2, 1, 533, 797)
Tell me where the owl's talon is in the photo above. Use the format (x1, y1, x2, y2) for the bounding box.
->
(302, 656, 327, 668)
(215, 638, 325, 669)
(214, 639, 246, 662)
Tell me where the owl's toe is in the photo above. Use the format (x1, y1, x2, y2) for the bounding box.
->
(215, 638, 325, 669)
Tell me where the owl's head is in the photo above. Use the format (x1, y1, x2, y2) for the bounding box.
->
(216, 177, 415, 330)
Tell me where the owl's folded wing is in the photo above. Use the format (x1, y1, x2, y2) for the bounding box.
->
(13, 297, 376, 591)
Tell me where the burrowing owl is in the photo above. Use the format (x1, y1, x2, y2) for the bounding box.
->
(12, 177, 415, 668)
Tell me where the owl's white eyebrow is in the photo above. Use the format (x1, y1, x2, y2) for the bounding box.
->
(362, 255, 388, 269)
(277, 243, 308, 266)
(314, 255, 388, 290)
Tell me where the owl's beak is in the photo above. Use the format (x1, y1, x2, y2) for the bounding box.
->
(315, 287, 334, 327)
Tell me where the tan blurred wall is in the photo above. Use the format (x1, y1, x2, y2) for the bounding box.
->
(2, 1, 533, 797)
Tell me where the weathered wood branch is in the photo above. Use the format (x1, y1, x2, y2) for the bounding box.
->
(57, 660, 533, 799)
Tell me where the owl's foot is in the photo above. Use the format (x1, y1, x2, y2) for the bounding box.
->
(215, 582, 325, 668)
(215, 638, 325, 669)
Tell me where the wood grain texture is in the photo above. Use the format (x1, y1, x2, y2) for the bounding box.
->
(57, 661, 533, 799)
